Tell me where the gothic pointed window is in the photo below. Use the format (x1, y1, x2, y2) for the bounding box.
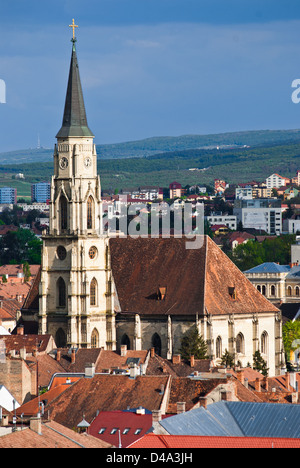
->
(57, 277, 66, 307)
(151, 333, 162, 356)
(91, 328, 99, 348)
(216, 336, 222, 359)
(90, 277, 97, 306)
(236, 333, 245, 354)
(87, 195, 94, 229)
(60, 195, 68, 231)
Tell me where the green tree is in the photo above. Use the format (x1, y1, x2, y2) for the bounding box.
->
(23, 262, 31, 282)
(282, 320, 300, 363)
(253, 350, 269, 377)
(220, 349, 235, 368)
(179, 325, 208, 360)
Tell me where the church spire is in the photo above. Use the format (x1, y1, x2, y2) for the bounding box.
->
(56, 20, 94, 139)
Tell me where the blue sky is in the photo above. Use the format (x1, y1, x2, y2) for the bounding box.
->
(1, 0, 300, 151)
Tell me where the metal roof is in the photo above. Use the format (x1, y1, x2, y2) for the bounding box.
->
(160, 402, 300, 439)
(244, 263, 291, 274)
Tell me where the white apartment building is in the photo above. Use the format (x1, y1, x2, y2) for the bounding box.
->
(266, 173, 290, 189)
(233, 199, 282, 235)
(206, 212, 237, 230)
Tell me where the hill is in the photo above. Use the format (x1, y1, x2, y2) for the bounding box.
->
(1, 128, 300, 165)
(0, 137, 299, 194)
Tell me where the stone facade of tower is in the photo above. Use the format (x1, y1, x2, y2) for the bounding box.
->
(38, 39, 116, 350)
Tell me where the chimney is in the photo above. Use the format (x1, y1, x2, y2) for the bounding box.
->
(129, 363, 139, 379)
(199, 397, 207, 409)
(236, 369, 244, 386)
(56, 349, 61, 362)
(177, 402, 186, 414)
(120, 345, 127, 357)
(255, 378, 261, 392)
(71, 348, 76, 364)
(30, 416, 42, 435)
(172, 354, 181, 365)
(152, 410, 162, 424)
(85, 363, 95, 379)
(17, 324, 24, 335)
(150, 347, 155, 358)
(20, 347, 27, 360)
(285, 372, 290, 390)
(190, 355, 195, 368)
(263, 376, 269, 391)
(221, 390, 232, 401)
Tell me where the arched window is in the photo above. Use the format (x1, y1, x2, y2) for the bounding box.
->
(296, 286, 300, 297)
(57, 277, 66, 307)
(262, 285, 266, 296)
(90, 277, 97, 306)
(91, 328, 99, 348)
(257, 285, 261, 293)
(261, 331, 268, 355)
(151, 333, 162, 356)
(55, 328, 66, 348)
(121, 334, 131, 350)
(236, 333, 245, 354)
(216, 336, 222, 359)
(60, 195, 68, 231)
(270, 285, 276, 296)
(87, 196, 94, 229)
(287, 286, 292, 297)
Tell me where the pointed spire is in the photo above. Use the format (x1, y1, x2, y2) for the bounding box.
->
(56, 31, 94, 139)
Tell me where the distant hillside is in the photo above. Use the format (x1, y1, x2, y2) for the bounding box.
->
(1, 138, 300, 194)
(1, 128, 300, 164)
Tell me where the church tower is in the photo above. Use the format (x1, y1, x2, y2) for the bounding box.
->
(39, 22, 116, 349)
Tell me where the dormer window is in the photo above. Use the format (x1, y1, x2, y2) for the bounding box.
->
(228, 286, 237, 300)
(157, 287, 167, 301)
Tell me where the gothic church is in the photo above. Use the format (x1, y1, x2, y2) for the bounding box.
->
(21, 29, 284, 376)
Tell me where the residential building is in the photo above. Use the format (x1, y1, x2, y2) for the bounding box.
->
(233, 198, 282, 235)
(214, 179, 227, 195)
(31, 182, 50, 203)
(206, 212, 237, 230)
(266, 173, 290, 189)
(169, 181, 182, 199)
(283, 218, 300, 234)
(0, 187, 16, 205)
(235, 186, 253, 200)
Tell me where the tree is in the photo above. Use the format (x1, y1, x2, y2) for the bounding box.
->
(282, 320, 300, 363)
(23, 262, 31, 282)
(253, 350, 269, 377)
(220, 349, 235, 368)
(179, 325, 208, 360)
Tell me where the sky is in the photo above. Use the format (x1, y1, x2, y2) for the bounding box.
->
(1, 0, 300, 151)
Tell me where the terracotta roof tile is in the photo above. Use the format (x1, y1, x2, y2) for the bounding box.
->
(109, 236, 279, 317)
(46, 374, 170, 429)
(0, 420, 112, 448)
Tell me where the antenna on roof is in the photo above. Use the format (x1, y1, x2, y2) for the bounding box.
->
(118, 429, 122, 449)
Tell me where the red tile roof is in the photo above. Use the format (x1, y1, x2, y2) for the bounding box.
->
(129, 434, 300, 448)
(46, 374, 170, 429)
(0, 420, 112, 448)
(109, 236, 279, 317)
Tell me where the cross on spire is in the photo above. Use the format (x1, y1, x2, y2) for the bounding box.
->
(69, 18, 78, 41)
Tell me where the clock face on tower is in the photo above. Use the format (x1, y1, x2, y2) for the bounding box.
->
(59, 157, 68, 169)
(84, 157, 92, 168)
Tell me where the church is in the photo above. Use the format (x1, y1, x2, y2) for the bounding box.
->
(21, 25, 284, 376)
